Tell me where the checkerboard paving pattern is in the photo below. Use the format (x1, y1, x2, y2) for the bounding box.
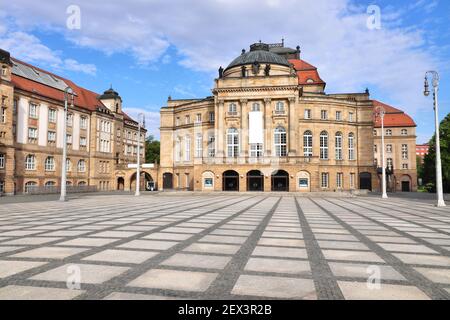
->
(0, 194, 449, 300)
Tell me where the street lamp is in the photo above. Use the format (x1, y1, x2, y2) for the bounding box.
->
(374, 105, 388, 199)
(424, 71, 446, 207)
(135, 113, 145, 196)
(60, 86, 74, 202)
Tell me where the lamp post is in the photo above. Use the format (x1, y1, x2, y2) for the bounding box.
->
(135, 113, 145, 196)
(60, 87, 74, 202)
(424, 71, 446, 207)
(374, 105, 388, 199)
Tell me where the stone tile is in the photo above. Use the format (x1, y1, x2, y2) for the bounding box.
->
(317, 240, 369, 251)
(252, 246, 308, 259)
(244, 257, 311, 275)
(143, 233, 193, 241)
(128, 269, 217, 292)
(257, 238, 305, 248)
(161, 253, 231, 269)
(118, 240, 178, 250)
(329, 262, 406, 281)
(199, 235, 247, 244)
(414, 267, 450, 284)
(378, 243, 438, 254)
(103, 292, 180, 300)
(163, 227, 204, 234)
(31, 263, 129, 284)
(0, 230, 42, 237)
(11, 247, 87, 259)
(83, 249, 159, 264)
(2, 237, 62, 245)
(393, 253, 450, 267)
(0, 246, 24, 254)
(322, 250, 384, 263)
(367, 236, 417, 244)
(311, 228, 350, 235)
(90, 231, 142, 238)
(337, 281, 430, 300)
(232, 275, 316, 299)
(184, 243, 240, 255)
(41, 230, 90, 237)
(0, 285, 84, 300)
(314, 234, 358, 241)
(0, 260, 47, 278)
(57, 237, 119, 247)
(261, 231, 302, 239)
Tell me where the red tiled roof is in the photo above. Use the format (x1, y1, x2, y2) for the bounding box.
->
(373, 100, 416, 128)
(10, 58, 138, 124)
(288, 59, 326, 86)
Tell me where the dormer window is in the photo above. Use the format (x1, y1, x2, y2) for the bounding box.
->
(306, 78, 314, 84)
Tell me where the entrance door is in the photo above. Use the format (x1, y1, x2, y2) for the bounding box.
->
(271, 170, 289, 192)
(402, 181, 411, 192)
(163, 173, 173, 189)
(223, 170, 239, 191)
(359, 172, 372, 191)
(247, 170, 264, 192)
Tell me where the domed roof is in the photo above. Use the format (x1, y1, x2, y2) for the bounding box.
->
(225, 42, 291, 70)
(99, 86, 121, 100)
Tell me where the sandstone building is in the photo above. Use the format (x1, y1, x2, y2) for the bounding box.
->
(159, 42, 417, 192)
(0, 49, 147, 195)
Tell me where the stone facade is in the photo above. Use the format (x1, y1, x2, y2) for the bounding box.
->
(159, 42, 417, 193)
(0, 49, 147, 195)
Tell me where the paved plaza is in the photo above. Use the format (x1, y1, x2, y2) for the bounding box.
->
(0, 193, 449, 300)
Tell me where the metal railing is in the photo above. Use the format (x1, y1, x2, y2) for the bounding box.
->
(26, 185, 98, 195)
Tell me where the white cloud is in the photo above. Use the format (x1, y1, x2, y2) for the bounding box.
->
(0, 0, 442, 114)
(122, 107, 160, 139)
(0, 19, 96, 75)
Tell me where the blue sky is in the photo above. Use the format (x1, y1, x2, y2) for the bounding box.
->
(0, 0, 449, 142)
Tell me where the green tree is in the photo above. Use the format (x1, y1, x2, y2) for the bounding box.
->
(422, 113, 450, 193)
(145, 135, 160, 164)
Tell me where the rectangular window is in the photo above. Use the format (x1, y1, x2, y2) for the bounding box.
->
(208, 135, 215, 158)
(1, 107, 6, 123)
(66, 113, 73, 127)
(185, 136, 191, 161)
(402, 144, 408, 160)
(336, 111, 342, 121)
(321, 110, 328, 120)
(175, 117, 180, 126)
(337, 173, 343, 189)
(80, 137, 87, 147)
(185, 115, 190, 125)
(195, 134, 202, 158)
(250, 143, 263, 158)
(0, 153, 5, 169)
(66, 134, 72, 145)
(47, 131, 56, 142)
(321, 173, 329, 188)
(196, 113, 202, 124)
(349, 112, 354, 122)
(374, 145, 377, 153)
(387, 144, 393, 153)
(0, 181, 4, 193)
(204, 178, 213, 187)
(209, 112, 215, 123)
(350, 173, 355, 189)
(402, 163, 409, 169)
(80, 116, 87, 129)
(48, 109, 57, 123)
(387, 158, 393, 168)
(304, 109, 312, 119)
(28, 128, 38, 139)
(29, 103, 38, 118)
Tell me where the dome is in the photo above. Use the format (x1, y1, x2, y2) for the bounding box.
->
(225, 42, 291, 71)
(99, 86, 121, 100)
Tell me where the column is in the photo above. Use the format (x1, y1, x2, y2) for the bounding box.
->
(216, 100, 224, 158)
(264, 98, 272, 157)
(240, 99, 248, 157)
(288, 97, 297, 157)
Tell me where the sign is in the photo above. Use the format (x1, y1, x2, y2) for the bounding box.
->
(127, 163, 155, 169)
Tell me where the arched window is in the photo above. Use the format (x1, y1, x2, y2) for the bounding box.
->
(24, 181, 37, 193)
(25, 155, 36, 170)
(227, 128, 239, 158)
(77, 159, 86, 172)
(45, 181, 56, 187)
(66, 158, 72, 172)
(78, 181, 87, 186)
(335, 132, 343, 160)
(45, 156, 55, 171)
(274, 127, 287, 157)
(320, 131, 329, 160)
(252, 103, 260, 112)
(275, 101, 285, 113)
(228, 103, 237, 114)
(303, 130, 313, 157)
(348, 133, 355, 160)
